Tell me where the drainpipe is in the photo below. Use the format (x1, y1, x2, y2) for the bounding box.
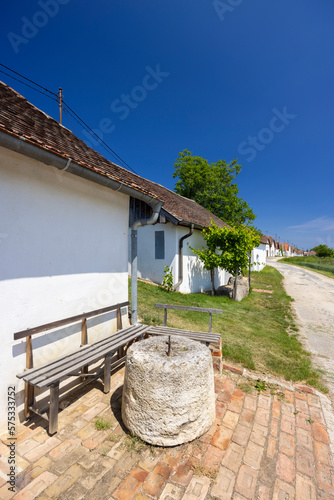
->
(173, 224, 194, 291)
(131, 201, 163, 325)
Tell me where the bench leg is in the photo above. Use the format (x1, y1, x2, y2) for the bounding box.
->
(49, 383, 59, 435)
(104, 355, 111, 393)
(24, 382, 34, 419)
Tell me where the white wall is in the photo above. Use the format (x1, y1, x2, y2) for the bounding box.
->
(0, 147, 130, 431)
(134, 223, 231, 294)
(251, 244, 267, 272)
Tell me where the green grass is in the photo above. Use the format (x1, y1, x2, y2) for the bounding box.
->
(94, 417, 113, 431)
(279, 256, 334, 279)
(131, 267, 327, 391)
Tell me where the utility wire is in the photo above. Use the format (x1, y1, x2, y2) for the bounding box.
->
(62, 100, 138, 174)
(0, 63, 138, 174)
(0, 69, 58, 102)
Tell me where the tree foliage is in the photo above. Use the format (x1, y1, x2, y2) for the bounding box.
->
(310, 244, 334, 258)
(191, 223, 260, 297)
(173, 149, 256, 225)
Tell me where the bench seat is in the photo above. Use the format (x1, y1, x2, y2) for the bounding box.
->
(17, 324, 148, 434)
(146, 325, 221, 345)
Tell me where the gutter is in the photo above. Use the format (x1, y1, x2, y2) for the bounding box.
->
(0, 130, 160, 207)
(0, 130, 163, 324)
(173, 224, 194, 291)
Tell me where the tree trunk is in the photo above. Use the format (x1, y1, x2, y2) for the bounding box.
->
(210, 268, 215, 296)
(234, 268, 239, 300)
(248, 254, 251, 289)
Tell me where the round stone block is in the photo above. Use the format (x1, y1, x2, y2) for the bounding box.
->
(121, 335, 216, 446)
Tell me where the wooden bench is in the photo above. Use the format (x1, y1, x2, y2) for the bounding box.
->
(14, 301, 147, 435)
(146, 303, 223, 372)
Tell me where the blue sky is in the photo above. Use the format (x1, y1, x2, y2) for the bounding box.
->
(1, 0, 334, 250)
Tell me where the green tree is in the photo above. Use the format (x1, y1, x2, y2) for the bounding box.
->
(191, 223, 260, 299)
(173, 149, 256, 225)
(311, 244, 334, 258)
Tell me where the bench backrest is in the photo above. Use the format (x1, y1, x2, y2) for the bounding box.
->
(154, 303, 222, 332)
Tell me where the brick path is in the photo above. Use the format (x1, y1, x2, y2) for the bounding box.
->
(1, 367, 334, 499)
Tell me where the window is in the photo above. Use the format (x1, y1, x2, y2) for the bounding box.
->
(155, 231, 165, 259)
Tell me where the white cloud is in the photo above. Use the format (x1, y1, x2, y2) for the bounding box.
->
(288, 216, 334, 232)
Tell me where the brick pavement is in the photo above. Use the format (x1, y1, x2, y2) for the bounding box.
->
(0, 367, 333, 499)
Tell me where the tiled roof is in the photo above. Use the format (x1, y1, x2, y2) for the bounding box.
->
(0, 81, 228, 229)
(260, 234, 269, 244)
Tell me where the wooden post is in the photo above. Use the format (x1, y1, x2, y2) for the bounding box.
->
(49, 382, 59, 435)
(164, 307, 167, 327)
(104, 355, 111, 393)
(81, 318, 88, 380)
(117, 307, 124, 359)
(209, 313, 212, 333)
(24, 335, 34, 418)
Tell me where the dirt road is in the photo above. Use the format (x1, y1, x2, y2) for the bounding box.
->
(268, 259, 334, 401)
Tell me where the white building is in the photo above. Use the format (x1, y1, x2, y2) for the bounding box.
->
(0, 82, 163, 431)
(132, 185, 232, 294)
(251, 235, 268, 271)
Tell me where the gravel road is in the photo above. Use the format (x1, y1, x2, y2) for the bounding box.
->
(268, 259, 334, 402)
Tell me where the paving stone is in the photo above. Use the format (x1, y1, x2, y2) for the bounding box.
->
(24, 436, 61, 463)
(281, 415, 295, 436)
(295, 398, 309, 415)
(182, 475, 210, 499)
(235, 464, 258, 499)
(170, 459, 196, 487)
(223, 363, 243, 375)
(222, 411, 239, 430)
(257, 483, 270, 500)
(309, 406, 325, 424)
(138, 449, 161, 472)
(231, 388, 246, 400)
(296, 427, 313, 451)
(272, 477, 295, 499)
(296, 446, 315, 478)
(48, 437, 81, 461)
(199, 418, 220, 444)
(216, 401, 227, 418)
(294, 385, 313, 394)
(284, 390, 294, 403)
(276, 453, 295, 483)
(188, 440, 208, 460)
(243, 440, 264, 469)
(161, 449, 184, 468)
(254, 408, 270, 427)
(78, 455, 116, 489)
(233, 493, 248, 500)
(239, 409, 255, 428)
(281, 402, 294, 416)
(258, 394, 271, 410)
(43, 463, 82, 498)
(228, 398, 244, 415)
(296, 413, 311, 431)
(133, 494, 152, 500)
(57, 481, 88, 500)
(83, 469, 122, 500)
(312, 423, 330, 444)
(82, 430, 109, 450)
(314, 440, 332, 466)
(15, 456, 53, 490)
(13, 470, 58, 500)
(81, 402, 108, 421)
(211, 426, 233, 451)
(243, 395, 257, 412)
(250, 423, 268, 447)
(113, 467, 149, 500)
(295, 472, 317, 499)
(159, 482, 184, 500)
(107, 441, 126, 461)
(0, 483, 15, 500)
(106, 451, 137, 478)
(267, 436, 276, 459)
(317, 463, 334, 495)
(211, 465, 235, 499)
(221, 442, 243, 474)
(272, 398, 280, 420)
(279, 432, 295, 457)
(200, 444, 224, 470)
(232, 424, 251, 447)
(307, 394, 321, 408)
(270, 419, 279, 438)
(295, 391, 307, 401)
(142, 462, 172, 498)
(17, 439, 39, 457)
